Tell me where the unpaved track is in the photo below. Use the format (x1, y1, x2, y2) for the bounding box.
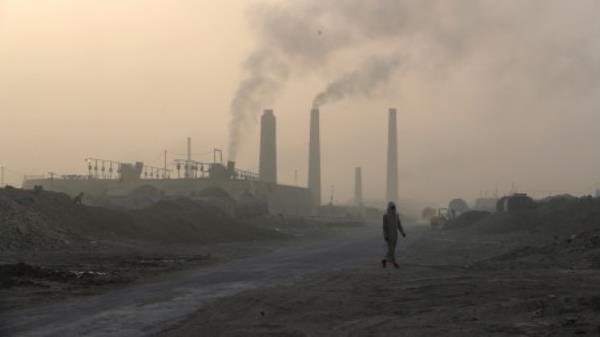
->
(0, 226, 422, 337)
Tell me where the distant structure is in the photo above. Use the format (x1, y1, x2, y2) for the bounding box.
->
(308, 108, 321, 207)
(448, 198, 469, 216)
(22, 101, 369, 216)
(386, 108, 399, 204)
(354, 167, 363, 207)
(185, 137, 192, 179)
(473, 197, 498, 212)
(24, 144, 312, 215)
(496, 193, 535, 212)
(259, 109, 277, 184)
(120, 162, 144, 181)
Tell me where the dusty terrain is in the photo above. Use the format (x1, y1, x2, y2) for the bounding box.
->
(156, 200, 600, 337)
(1, 226, 395, 336)
(0, 187, 360, 314)
(3, 190, 600, 336)
(155, 232, 600, 337)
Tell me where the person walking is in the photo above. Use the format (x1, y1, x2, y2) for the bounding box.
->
(382, 202, 406, 269)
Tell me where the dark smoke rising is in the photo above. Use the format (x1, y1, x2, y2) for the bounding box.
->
(312, 56, 402, 108)
(228, 50, 289, 160)
(228, 0, 600, 157)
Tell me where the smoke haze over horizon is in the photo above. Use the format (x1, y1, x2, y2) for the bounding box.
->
(1, 0, 600, 206)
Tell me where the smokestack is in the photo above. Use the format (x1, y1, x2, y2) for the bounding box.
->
(186, 137, 192, 179)
(354, 167, 363, 207)
(259, 109, 277, 184)
(386, 108, 398, 204)
(308, 108, 321, 207)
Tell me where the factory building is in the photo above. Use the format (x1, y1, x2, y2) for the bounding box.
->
(23, 106, 397, 216)
(23, 109, 311, 216)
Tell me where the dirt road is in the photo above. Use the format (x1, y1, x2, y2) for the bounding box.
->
(155, 228, 600, 337)
(1, 226, 419, 337)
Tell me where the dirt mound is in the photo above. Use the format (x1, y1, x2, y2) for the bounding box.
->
(448, 197, 600, 237)
(0, 188, 286, 252)
(128, 199, 285, 244)
(0, 188, 87, 251)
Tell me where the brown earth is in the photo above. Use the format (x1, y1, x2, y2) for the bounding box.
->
(4, 187, 600, 336)
(156, 201, 600, 337)
(0, 188, 287, 252)
(0, 187, 361, 314)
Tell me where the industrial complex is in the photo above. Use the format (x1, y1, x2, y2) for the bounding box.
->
(23, 108, 401, 215)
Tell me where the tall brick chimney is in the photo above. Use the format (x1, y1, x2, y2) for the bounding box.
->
(386, 108, 398, 204)
(259, 109, 277, 184)
(308, 108, 321, 207)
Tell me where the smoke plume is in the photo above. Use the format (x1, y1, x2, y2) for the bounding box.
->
(228, 49, 288, 160)
(313, 55, 402, 108)
(228, 0, 600, 158)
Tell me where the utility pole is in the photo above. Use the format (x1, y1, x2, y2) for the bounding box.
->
(1, 165, 4, 187)
(186, 137, 192, 178)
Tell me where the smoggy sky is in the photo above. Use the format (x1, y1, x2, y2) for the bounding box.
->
(1, 0, 600, 206)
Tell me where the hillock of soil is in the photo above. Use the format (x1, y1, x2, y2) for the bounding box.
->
(446, 197, 600, 237)
(0, 188, 287, 252)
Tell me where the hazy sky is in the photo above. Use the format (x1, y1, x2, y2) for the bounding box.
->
(1, 0, 600, 206)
